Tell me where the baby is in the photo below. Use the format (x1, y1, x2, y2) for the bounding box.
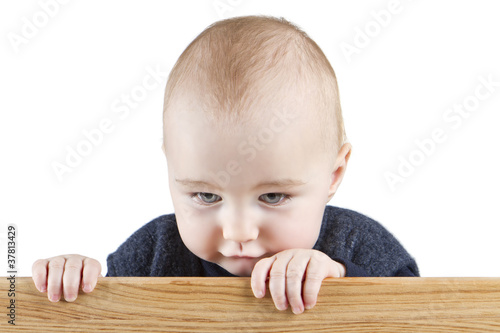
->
(32, 15, 418, 315)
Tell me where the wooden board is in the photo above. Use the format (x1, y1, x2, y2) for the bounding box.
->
(1, 277, 500, 332)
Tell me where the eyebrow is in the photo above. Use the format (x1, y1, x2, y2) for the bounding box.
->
(175, 179, 221, 190)
(253, 179, 306, 189)
(175, 178, 306, 191)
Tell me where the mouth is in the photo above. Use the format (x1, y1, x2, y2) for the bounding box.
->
(224, 253, 267, 260)
(228, 255, 258, 259)
(220, 250, 268, 261)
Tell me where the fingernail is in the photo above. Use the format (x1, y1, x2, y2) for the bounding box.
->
(40, 285, 47, 293)
(292, 306, 303, 314)
(305, 303, 315, 310)
(277, 303, 287, 311)
(49, 294, 59, 302)
(83, 283, 92, 292)
(65, 294, 76, 302)
(256, 290, 264, 298)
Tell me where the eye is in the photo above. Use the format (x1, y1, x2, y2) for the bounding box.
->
(259, 193, 289, 205)
(195, 192, 221, 204)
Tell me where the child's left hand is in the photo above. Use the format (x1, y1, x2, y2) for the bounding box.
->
(251, 249, 345, 314)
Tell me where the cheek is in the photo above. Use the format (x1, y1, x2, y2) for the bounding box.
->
(175, 207, 221, 260)
(262, 206, 323, 251)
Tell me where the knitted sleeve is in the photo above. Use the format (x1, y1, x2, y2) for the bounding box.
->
(106, 219, 158, 277)
(106, 214, 203, 277)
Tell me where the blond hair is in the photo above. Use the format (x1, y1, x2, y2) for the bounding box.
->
(163, 15, 346, 155)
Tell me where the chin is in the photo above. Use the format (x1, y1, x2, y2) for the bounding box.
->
(222, 258, 257, 277)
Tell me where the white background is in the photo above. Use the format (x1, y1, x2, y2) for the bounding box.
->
(1, 0, 499, 277)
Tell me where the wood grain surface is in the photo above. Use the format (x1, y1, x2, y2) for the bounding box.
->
(1, 277, 500, 332)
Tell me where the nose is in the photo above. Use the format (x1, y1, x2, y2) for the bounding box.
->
(221, 210, 259, 243)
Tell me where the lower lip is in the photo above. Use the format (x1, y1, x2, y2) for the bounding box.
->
(232, 256, 254, 259)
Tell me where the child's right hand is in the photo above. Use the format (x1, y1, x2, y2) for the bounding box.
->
(32, 254, 102, 302)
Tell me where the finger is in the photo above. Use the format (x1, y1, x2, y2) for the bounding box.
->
(285, 255, 310, 314)
(62, 256, 84, 302)
(81, 258, 102, 293)
(251, 256, 276, 298)
(32, 259, 49, 293)
(302, 256, 329, 310)
(332, 261, 346, 278)
(47, 257, 66, 302)
(268, 252, 294, 311)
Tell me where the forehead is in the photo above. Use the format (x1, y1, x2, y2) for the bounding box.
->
(165, 86, 319, 143)
(164, 95, 327, 186)
(164, 79, 322, 133)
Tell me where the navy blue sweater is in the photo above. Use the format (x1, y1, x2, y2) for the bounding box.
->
(106, 206, 419, 277)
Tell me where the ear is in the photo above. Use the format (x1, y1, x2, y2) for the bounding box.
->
(161, 142, 167, 155)
(326, 143, 352, 202)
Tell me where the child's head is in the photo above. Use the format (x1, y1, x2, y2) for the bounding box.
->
(162, 16, 351, 276)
